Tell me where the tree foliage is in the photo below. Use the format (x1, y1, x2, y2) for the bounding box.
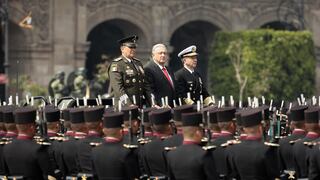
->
(208, 30, 316, 103)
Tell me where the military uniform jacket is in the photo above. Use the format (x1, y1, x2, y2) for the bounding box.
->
(210, 133, 235, 177)
(76, 135, 103, 173)
(308, 142, 320, 180)
(231, 139, 280, 180)
(0, 140, 6, 175)
(60, 137, 79, 176)
(279, 131, 305, 171)
(175, 67, 210, 103)
(140, 136, 177, 177)
(109, 56, 151, 107)
(293, 135, 318, 178)
(3, 139, 53, 180)
(91, 140, 140, 180)
(144, 60, 177, 107)
(167, 143, 219, 180)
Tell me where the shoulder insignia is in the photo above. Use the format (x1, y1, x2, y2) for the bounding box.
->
(289, 139, 301, 145)
(203, 145, 216, 151)
(201, 137, 208, 143)
(111, 64, 118, 72)
(221, 142, 229, 147)
(113, 57, 122, 62)
(138, 138, 152, 145)
(264, 142, 279, 147)
(33, 135, 42, 140)
(303, 142, 316, 147)
(221, 140, 241, 147)
(57, 133, 64, 137)
(37, 141, 51, 146)
(164, 146, 176, 151)
(74, 136, 85, 140)
(90, 142, 102, 147)
(123, 144, 138, 149)
(2, 137, 11, 141)
(49, 137, 60, 141)
(227, 140, 241, 144)
(56, 137, 66, 141)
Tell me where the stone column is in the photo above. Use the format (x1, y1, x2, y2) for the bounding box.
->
(52, 0, 77, 75)
(151, 6, 171, 45)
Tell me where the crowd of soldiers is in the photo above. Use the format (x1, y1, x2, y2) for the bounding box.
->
(1, 34, 320, 180)
(0, 95, 318, 180)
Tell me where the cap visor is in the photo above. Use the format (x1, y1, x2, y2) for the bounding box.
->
(183, 52, 198, 57)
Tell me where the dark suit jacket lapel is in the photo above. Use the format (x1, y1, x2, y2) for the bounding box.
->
(151, 61, 174, 89)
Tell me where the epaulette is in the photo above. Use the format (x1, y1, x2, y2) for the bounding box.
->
(202, 145, 216, 151)
(275, 136, 285, 139)
(2, 137, 12, 141)
(289, 139, 301, 145)
(264, 142, 280, 147)
(0, 139, 9, 145)
(37, 141, 51, 146)
(227, 139, 241, 145)
(164, 146, 176, 151)
(74, 136, 86, 140)
(123, 144, 138, 149)
(112, 57, 122, 62)
(33, 135, 42, 140)
(57, 137, 68, 142)
(56, 133, 64, 137)
(221, 140, 241, 147)
(201, 137, 208, 143)
(4, 141, 12, 145)
(35, 138, 45, 142)
(56, 137, 66, 142)
(160, 136, 171, 140)
(304, 142, 317, 147)
(138, 138, 152, 145)
(49, 136, 62, 141)
(90, 142, 102, 147)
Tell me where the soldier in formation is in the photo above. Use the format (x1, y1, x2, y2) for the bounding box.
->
(6, 35, 320, 180)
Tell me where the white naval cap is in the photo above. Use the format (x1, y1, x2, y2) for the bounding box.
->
(177, 45, 198, 58)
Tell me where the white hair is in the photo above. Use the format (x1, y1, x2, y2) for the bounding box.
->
(152, 44, 167, 54)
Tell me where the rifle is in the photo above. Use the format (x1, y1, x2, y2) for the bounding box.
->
(139, 109, 145, 141)
(27, 96, 49, 140)
(206, 111, 212, 143)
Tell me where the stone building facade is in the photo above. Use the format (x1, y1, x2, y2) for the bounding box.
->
(2, 0, 320, 94)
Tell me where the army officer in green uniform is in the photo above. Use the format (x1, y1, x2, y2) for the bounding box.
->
(108, 35, 151, 108)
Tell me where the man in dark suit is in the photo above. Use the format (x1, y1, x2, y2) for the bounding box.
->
(144, 44, 177, 107)
(175, 45, 213, 105)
